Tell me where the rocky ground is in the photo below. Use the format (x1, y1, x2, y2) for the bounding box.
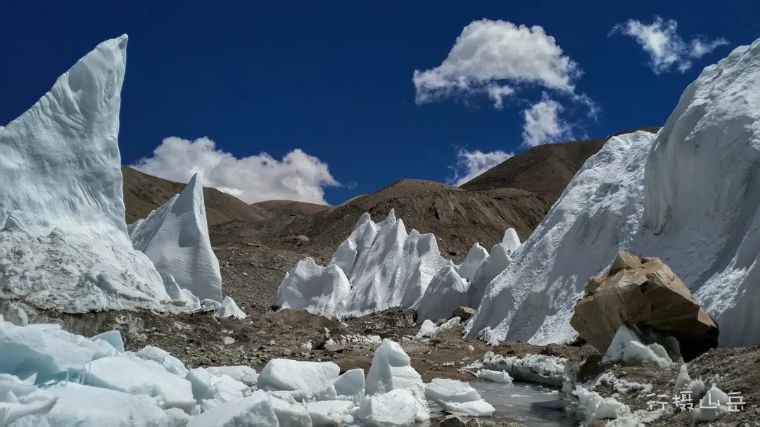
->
(5, 297, 757, 426)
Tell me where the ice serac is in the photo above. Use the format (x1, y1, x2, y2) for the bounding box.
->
(394, 231, 450, 309)
(0, 35, 169, 311)
(468, 39, 760, 347)
(328, 212, 378, 276)
(366, 339, 429, 422)
(274, 258, 351, 318)
(415, 266, 470, 322)
(466, 130, 655, 345)
(130, 174, 223, 302)
(456, 243, 489, 283)
(345, 210, 409, 315)
(467, 229, 519, 307)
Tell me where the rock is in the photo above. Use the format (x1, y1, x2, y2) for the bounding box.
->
(452, 307, 476, 322)
(570, 251, 718, 360)
(439, 416, 482, 427)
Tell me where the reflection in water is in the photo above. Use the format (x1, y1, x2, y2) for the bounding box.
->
(430, 380, 577, 426)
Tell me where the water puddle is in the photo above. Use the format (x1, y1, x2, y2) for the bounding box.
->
(457, 380, 576, 426)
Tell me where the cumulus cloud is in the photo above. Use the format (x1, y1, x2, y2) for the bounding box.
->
(521, 96, 573, 147)
(611, 16, 728, 74)
(413, 19, 581, 105)
(449, 148, 513, 186)
(131, 137, 340, 204)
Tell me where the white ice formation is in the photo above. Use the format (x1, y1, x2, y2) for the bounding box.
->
(0, 319, 497, 426)
(129, 174, 223, 303)
(273, 258, 351, 318)
(468, 39, 760, 347)
(0, 35, 169, 312)
(602, 325, 673, 368)
(214, 296, 247, 319)
(365, 339, 429, 422)
(472, 351, 567, 388)
(416, 267, 470, 322)
(276, 209, 520, 320)
(425, 379, 495, 416)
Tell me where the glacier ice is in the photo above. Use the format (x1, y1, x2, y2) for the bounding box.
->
(333, 368, 365, 402)
(476, 369, 513, 383)
(475, 351, 566, 387)
(134, 345, 188, 377)
(415, 319, 438, 339)
(1, 399, 58, 426)
(415, 317, 464, 340)
(467, 229, 520, 308)
(466, 129, 654, 345)
(0, 320, 513, 426)
(13, 382, 172, 427)
(365, 339, 429, 421)
(468, 40, 760, 347)
(0, 35, 169, 312)
(214, 296, 247, 319)
(273, 258, 351, 318)
(425, 378, 495, 416)
(602, 325, 673, 368)
(456, 242, 489, 282)
(573, 385, 632, 423)
(187, 392, 279, 427)
(257, 359, 340, 400)
(353, 388, 418, 427)
(91, 330, 125, 353)
(207, 365, 258, 387)
(186, 367, 249, 410)
(276, 208, 515, 321)
(267, 393, 312, 427)
(0, 320, 115, 380)
(129, 174, 223, 302)
(304, 400, 354, 426)
(391, 230, 450, 310)
(416, 266, 470, 321)
(345, 210, 409, 315)
(84, 354, 195, 412)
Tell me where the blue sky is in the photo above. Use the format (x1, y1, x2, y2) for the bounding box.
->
(2, 1, 759, 205)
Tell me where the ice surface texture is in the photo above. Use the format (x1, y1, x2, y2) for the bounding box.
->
(0, 35, 168, 311)
(468, 37, 760, 348)
(129, 174, 223, 302)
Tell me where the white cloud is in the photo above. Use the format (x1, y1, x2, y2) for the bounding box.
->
(486, 84, 514, 109)
(450, 148, 513, 186)
(413, 19, 581, 104)
(131, 137, 340, 205)
(521, 96, 573, 147)
(611, 16, 728, 74)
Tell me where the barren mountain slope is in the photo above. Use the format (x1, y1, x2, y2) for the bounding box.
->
(122, 166, 270, 225)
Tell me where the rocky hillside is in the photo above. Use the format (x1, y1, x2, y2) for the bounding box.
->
(122, 166, 269, 226)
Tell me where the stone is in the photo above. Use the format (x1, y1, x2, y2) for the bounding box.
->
(570, 251, 718, 360)
(452, 307, 476, 322)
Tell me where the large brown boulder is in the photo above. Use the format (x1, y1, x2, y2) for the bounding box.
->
(570, 251, 718, 361)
